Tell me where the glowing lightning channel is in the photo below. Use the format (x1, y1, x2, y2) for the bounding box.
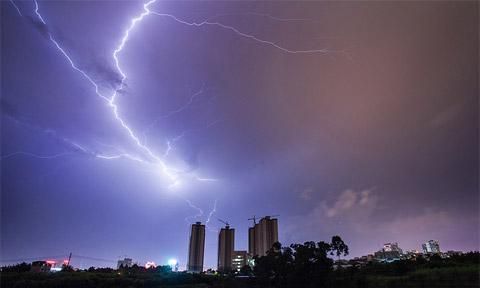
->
(32, 0, 184, 183)
(108, 0, 163, 164)
(30, 0, 334, 184)
(48, 37, 110, 102)
(9, 0, 22, 16)
(1, 151, 73, 160)
(160, 119, 223, 162)
(183, 198, 204, 223)
(24, 1, 335, 218)
(143, 83, 207, 138)
(205, 199, 218, 226)
(206, 12, 315, 23)
(150, 12, 335, 54)
(162, 132, 185, 158)
(144, 85, 219, 160)
(33, 0, 45, 24)
(158, 83, 206, 119)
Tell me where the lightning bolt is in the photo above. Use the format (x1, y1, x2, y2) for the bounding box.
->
(182, 198, 204, 223)
(143, 82, 207, 138)
(1, 151, 72, 160)
(161, 119, 223, 161)
(162, 132, 185, 158)
(9, 0, 22, 16)
(205, 199, 218, 232)
(206, 12, 315, 23)
(150, 12, 335, 54)
(31, 0, 184, 184)
(2, 115, 145, 166)
(158, 83, 206, 119)
(29, 0, 335, 180)
(16, 0, 340, 225)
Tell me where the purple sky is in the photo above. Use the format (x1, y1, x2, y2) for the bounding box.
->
(1, 1, 478, 270)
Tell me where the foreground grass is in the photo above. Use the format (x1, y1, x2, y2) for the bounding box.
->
(2, 264, 479, 288)
(330, 266, 479, 288)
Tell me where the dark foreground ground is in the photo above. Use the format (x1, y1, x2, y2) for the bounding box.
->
(1, 265, 479, 288)
(2, 251, 479, 288)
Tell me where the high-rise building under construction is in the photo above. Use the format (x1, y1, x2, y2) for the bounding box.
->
(187, 222, 205, 273)
(217, 224, 235, 272)
(248, 216, 278, 257)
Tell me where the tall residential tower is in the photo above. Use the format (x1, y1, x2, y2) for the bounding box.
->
(187, 222, 205, 273)
(248, 216, 278, 257)
(217, 224, 235, 272)
(422, 240, 440, 254)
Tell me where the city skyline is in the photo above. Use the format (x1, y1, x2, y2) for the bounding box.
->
(1, 0, 478, 271)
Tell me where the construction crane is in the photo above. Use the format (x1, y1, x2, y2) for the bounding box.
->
(217, 218, 230, 228)
(248, 214, 280, 226)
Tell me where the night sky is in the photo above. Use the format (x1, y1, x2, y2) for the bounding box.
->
(1, 1, 478, 270)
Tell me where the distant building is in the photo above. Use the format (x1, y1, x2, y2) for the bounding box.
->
(248, 216, 278, 257)
(350, 254, 375, 267)
(218, 224, 235, 272)
(117, 258, 133, 269)
(248, 227, 256, 256)
(403, 250, 422, 260)
(187, 222, 205, 273)
(232, 251, 248, 271)
(375, 242, 403, 262)
(422, 240, 440, 254)
(383, 242, 403, 254)
(31, 261, 53, 273)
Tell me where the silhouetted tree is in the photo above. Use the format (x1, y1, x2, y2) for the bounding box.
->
(61, 264, 74, 272)
(1, 262, 31, 273)
(330, 235, 349, 260)
(239, 264, 253, 276)
(253, 236, 349, 288)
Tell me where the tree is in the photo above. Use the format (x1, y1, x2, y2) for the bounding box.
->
(61, 264, 74, 272)
(330, 235, 349, 260)
(252, 236, 349, 288)
(239, 264, 253, 276)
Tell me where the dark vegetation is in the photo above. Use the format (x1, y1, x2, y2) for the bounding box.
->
(1, 236, 478, 288)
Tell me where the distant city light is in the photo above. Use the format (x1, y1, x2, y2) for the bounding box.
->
(168, 259, 177, 266)
(45, 260, 56, 265)
(168, 258, 178, 271)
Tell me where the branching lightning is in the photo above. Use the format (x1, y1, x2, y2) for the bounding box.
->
(150, 12, 334, 54)
(206, 12, 315, 23)
(182, 198, 204, 223)
(28, 0, 334, 177)
(1, 151, 72, 160)
(159, 83, 206, 119)
(12, 0, 338, 224)
(160, 119, 223, 159)
(143, 83, 207, 139)
(205, 199, 218, 232)
(31, 0, 184, 184)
